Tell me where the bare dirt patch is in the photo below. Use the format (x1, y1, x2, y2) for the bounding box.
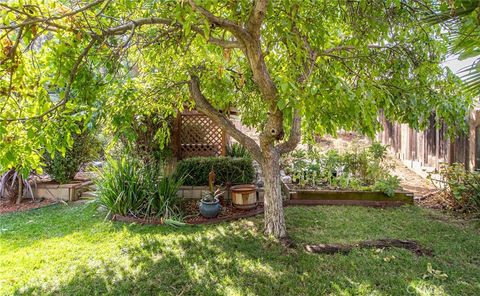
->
(0, 198, 57, 214)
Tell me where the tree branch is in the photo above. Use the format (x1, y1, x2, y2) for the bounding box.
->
(103, 17, 243, 49)
(276, 109, 301, 154)
(246, 0, 268, 38)
(102, 17, 173, 35)
(6, 27, 23, 60)
(187, 0, 247, 38)
(1, 38, 97, 122)
(0, 0, 105, 30)
(206, 36, 243, 49)
(188, 75, 262, 161)
(321, 44, 396, 54)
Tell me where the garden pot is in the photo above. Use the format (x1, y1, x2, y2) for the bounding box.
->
(199, 198, 222, 218)
(231, 184, 257, 210)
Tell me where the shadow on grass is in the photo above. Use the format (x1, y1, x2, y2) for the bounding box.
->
(11, 220, 451, 295)
(12, 221, 285, 295)
(4, 204, 476, 295)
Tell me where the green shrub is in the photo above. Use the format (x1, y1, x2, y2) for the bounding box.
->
(373, 175, 401, 197)
(226, 142, 252, 159)
(96, 157, 184, 219)
(435, 163, 480, 213)
(175, 157, 255, 186)
(369, 141, 388, 160)
(44, 131, 100, 183)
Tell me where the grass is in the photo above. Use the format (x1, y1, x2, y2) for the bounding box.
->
(0, 203, 479, 295)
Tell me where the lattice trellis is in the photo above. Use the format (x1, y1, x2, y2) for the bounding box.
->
(179, 112, 225, 158)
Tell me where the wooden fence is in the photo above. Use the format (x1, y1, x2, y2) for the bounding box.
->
(376, 113, 472, 171)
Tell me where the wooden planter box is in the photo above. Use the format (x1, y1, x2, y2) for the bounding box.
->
(284, 183, 414, 207)
(32, 180, 93, 202)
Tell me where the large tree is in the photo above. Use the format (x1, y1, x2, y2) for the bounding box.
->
(0, 0, 470, 238)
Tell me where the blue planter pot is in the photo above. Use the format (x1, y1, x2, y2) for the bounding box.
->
(199, 198, 222, 218)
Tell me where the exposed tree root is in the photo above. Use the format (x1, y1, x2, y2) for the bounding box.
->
(305, 239, 432, 256)
(279, 235, 296, 249)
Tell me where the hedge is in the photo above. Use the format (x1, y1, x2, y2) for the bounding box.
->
(175, 157, 255, 186)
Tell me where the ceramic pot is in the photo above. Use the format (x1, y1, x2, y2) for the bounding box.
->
(199, 198, 222, 218)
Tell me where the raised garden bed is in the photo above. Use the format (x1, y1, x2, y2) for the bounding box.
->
(284, 183, 413, 207)
(32, 180, 93, 202)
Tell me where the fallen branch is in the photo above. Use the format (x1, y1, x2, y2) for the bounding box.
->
(305, 239, 432, 256)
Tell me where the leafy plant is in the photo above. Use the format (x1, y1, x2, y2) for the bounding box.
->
(0, 169, 35, 204)
(96, 157, 145, 217)
(175, 157, 255, 186)
(143, 165, 186, 219)
(284, 143, 397, 194)
(226, 142, 251, 159)
(369, 142, 388, 160)
(433, 163, 480, 213)
(44, 130, 101, 183)
(373, 176, 401, 197)
(96, 157, 185, 220)
(201, 188, 224, 203)
(425, 0, 480, 96)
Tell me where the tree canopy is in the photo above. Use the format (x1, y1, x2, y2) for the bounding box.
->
(0, 0, 469, 174)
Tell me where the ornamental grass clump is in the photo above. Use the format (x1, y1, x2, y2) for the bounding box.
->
(0, 169, 35, 204)
(96, 157, 184, 220)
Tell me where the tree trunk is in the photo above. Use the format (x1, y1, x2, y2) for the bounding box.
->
(16, 175, 23, 205)
(261, 147, 286, 238)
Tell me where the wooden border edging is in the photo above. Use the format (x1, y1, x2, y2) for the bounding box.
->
(283, 182, 414, 206)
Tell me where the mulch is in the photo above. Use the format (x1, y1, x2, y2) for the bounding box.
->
(110, 200, 265, 226)
(182, 199, 264, 225)
(0, 198, 58, 215)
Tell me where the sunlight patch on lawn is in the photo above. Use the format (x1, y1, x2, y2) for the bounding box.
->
(0, 204, 479, 295)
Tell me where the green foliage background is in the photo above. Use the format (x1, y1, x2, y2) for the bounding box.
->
(43, 129, 101, 183)
(0, 0, 473, 173)
(176, 156, 255, 186)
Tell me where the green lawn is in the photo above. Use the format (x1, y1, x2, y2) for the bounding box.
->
(0, 203, 479, 296)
